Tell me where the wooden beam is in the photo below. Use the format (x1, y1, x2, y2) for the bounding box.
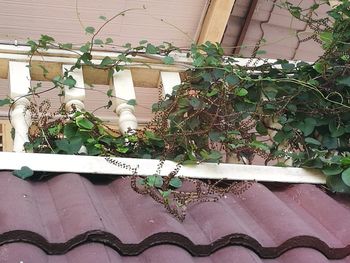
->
(197, 0, 236, 44)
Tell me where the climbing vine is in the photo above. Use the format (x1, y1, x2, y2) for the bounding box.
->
(2, 1, 350, 219)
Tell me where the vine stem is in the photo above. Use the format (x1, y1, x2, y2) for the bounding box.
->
(90, 6, 146, 52)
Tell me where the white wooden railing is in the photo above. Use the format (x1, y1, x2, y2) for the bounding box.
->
(0, 44, 325, 184)
(1, 44, 184, 152)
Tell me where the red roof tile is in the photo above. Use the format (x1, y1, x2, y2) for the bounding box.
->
(0, 171, 350, 262)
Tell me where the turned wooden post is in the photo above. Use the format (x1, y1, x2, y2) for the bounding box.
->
(62, 65, 85, 111)
(160, 71, 181, 97)
(62, 65, 87, 154)
(9, 61, 32, 152)
(111, 69, 137, 133)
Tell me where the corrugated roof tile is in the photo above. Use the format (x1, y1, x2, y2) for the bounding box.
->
(1, 171, 350, 262)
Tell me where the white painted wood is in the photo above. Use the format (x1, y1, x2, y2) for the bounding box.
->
(62, 65, 87, 154)
(0, 44, 192, 64)
(160, 71, 181, 97)
(8, 61, 31, 152)
(112, 69, 138, 133)
(0, 53, 189, 73)
(9, 61, 31, 98)
(0, 152, 326, 184)
(62, 65, 85, 111)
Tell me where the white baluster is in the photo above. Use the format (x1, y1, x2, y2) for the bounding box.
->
(160, 71, 181, 97)
(62, 65, 85, 111)
(9, 61, 32, 152)
(62, 65, 87, 154)
(111, 69, 137, 133)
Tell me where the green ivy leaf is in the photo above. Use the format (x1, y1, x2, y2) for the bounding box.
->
(319, 31, 333, 45)
(99, 15, 107, 20)
(297, 118, 316, 136)
(162, 56, 174, 65)
(256, 121, 268, 135)
(107, 89, 113, 97)
(60, 43, 73, 49)
(331, 127, 345, 138)
(64, 123, 78, 139)
(0, 98, 11, 106)
(313, 62, 325, 73)
(281, 63, 295, 71)
(341, 157, 350, 166)
(209, 131, 223, 142)
(328, 176, 350, 194)
(13, 166, 34, 179)
(206, 88, 218, 97)
(274, 131, 288, 144)
(193, 56, 205, 67)
(105, 37, 113, 44)
(342, 168, 350, 186)
(116, 146, 129, 153)
(127, 99, 137, 106)
(145, 43, 158, 54)
(305, 137, 321, 145)
(144, 131, 163, 142)
(249, 141, 270, 151)
(80, 43, 90, 53)
(235, 88, 248, 97)
(55, 137, 83, 154)
(189, 97, 200, 109)
(159, 189, 171, 198)
(256, 50, 266, 55)
(226, 74, 240, 85)
(63, 77, 76, 88)
(94, 39, 104, 45)
(169, 177, 182, 188)
(147, 175, 163, 188)
(322, 166, 343, 176)
(207, 151, 222, 161)
(329, 119, 344, 137)
(337, 76, 350, 87)
(322, 135, 338, 149)
(287, 104, 297, 112)
(85, 26, 95, 34)
(100, 56, 116, 67)
(76, 117, 94, 130)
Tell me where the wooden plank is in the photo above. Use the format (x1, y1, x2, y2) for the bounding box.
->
(0, 152, 326, 184)
(198, 0, 236, 44)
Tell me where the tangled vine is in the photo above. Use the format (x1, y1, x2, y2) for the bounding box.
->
(2, 1, 350, 219)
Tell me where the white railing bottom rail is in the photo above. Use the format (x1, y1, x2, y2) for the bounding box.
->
(0, 152, 326, 184)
